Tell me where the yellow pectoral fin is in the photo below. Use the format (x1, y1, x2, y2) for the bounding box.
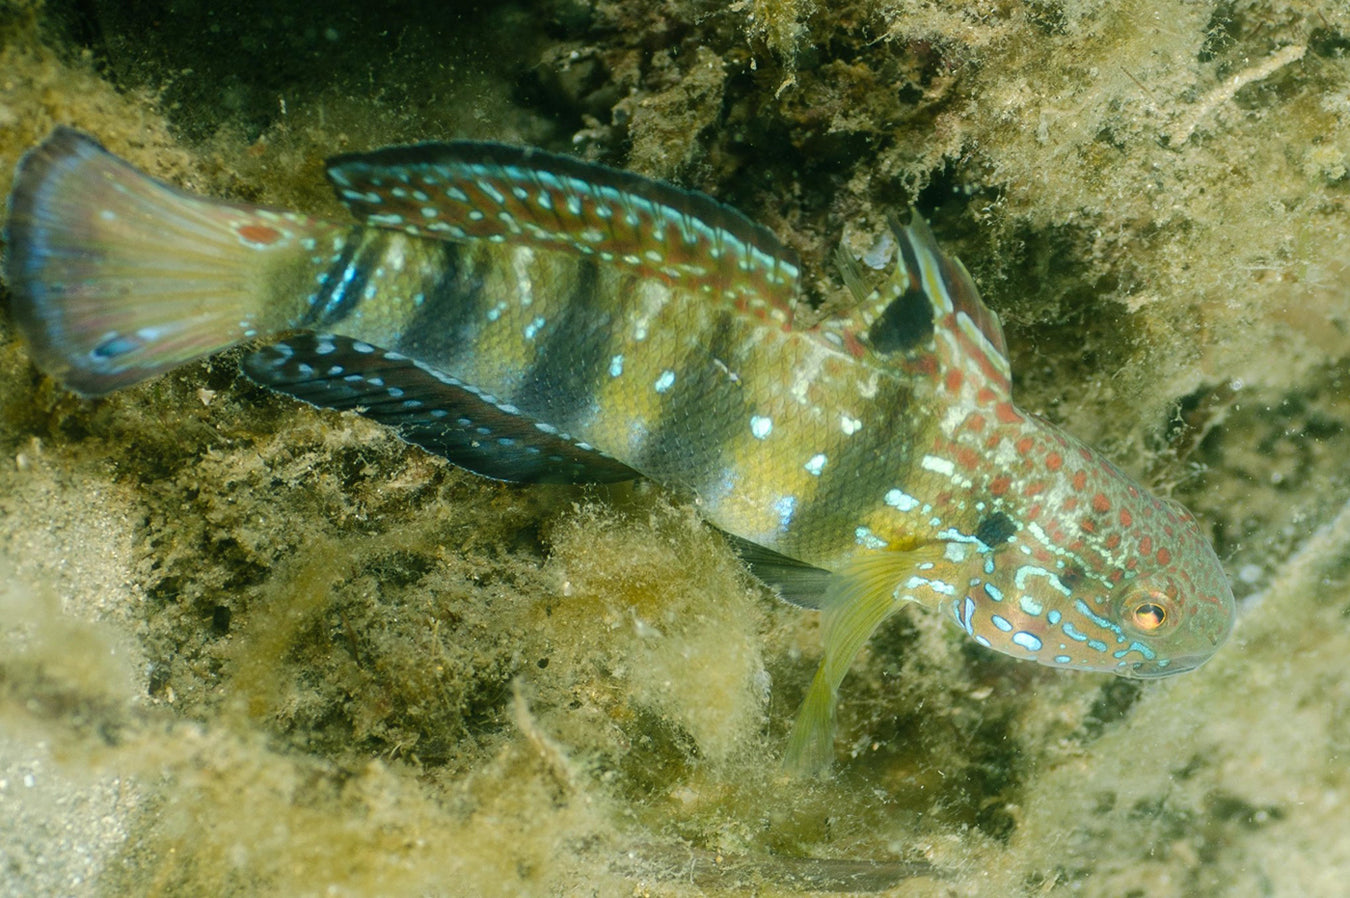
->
(784, 549, 946, 775)
(783, 553, 918, 772)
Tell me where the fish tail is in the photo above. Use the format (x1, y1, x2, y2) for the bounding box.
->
(3, 127, 346, 396)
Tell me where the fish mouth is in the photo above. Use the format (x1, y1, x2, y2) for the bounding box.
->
(1122, 655, 1209, 679)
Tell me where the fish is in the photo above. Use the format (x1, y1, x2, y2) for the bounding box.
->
(2, 127, 1235, 772)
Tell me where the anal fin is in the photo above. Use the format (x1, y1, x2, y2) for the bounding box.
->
(243, 334, 637, 484)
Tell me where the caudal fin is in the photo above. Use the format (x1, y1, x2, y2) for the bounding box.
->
(2, 127, 346, 396)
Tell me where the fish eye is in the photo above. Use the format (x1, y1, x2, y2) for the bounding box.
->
(1130, 600, 1168, 632)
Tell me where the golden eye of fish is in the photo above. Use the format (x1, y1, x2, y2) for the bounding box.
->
(1130, 600, 1168, 632)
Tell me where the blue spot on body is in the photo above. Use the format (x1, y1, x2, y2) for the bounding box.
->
(854, 526, 887, 549)
(956, 597, 976, 635)
(884, 489, 919, 511)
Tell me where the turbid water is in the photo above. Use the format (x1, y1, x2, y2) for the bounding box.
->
(2, 2, 1349, 895)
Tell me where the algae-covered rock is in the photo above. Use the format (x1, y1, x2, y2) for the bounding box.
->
(2, 1, 1350, 895)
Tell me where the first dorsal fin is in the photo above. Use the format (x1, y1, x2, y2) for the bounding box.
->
(242, 334, 638, 484)
(826, 214, 1011, 400)
(324, 141, 801, 324)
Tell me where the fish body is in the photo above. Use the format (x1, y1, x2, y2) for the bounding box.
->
(3, 128, 1235, 771)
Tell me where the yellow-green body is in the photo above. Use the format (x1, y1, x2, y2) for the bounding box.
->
(3, 129, 1236, 772)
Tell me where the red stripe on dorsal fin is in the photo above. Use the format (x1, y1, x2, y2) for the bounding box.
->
(325, 141, 801, 325)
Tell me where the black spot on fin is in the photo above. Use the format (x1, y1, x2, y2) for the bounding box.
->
(889, 214, 1011, 396)
(242, 334, 638, 484)
(866, 278, 935, 354)
(721, 531, 833, 609)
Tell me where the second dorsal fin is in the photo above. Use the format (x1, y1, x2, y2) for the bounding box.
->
(325, 141, 801, 324)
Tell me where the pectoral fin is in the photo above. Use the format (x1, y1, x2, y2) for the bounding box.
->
(783, 545, 968, 775)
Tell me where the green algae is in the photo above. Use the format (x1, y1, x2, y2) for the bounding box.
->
(2, 1, 1350, 895)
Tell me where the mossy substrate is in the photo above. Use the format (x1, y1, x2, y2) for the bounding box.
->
(2, 1, 1350, 895)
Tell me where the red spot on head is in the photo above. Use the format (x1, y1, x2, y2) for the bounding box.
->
(1046, 451, 1063, 472)
(945, 368, 964, 392)
(977, 387, 998, 405)
(1119, 509, 1133, 528)
(1026, 503, 1042, 521)
(1016, 436, 1035, 456)
(1104, 533, 1121, 549)
(237, 222, 283, 246)
(956, 446, 981, 471)
(1024, 481, 1046, 497)
(1072, 470, 1088, 492)
(1156, 547, 1172, 566)
(990, 475, 1011, 496)
(1061, 496, 1079, 512)
(965, 413, 987, 432)
(1091, 493, 1112, 514)
(995, 402, 1022, 424)
(1138, 535, 1153, 555)
(1080, 517, 1096, 534)
(1109, 569, 1124, 583)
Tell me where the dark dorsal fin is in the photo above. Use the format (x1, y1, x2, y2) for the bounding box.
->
(242, 334, 637, 484)
(324, 141, 800, 324)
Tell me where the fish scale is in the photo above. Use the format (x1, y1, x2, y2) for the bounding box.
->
(2, 127, 1235, 773)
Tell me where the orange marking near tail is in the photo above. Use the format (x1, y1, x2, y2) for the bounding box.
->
(237, 223, 283, 246)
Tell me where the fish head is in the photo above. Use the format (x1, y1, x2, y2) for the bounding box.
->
(1104, 534, 1235, 678)
(941, 508, 1235, 678)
